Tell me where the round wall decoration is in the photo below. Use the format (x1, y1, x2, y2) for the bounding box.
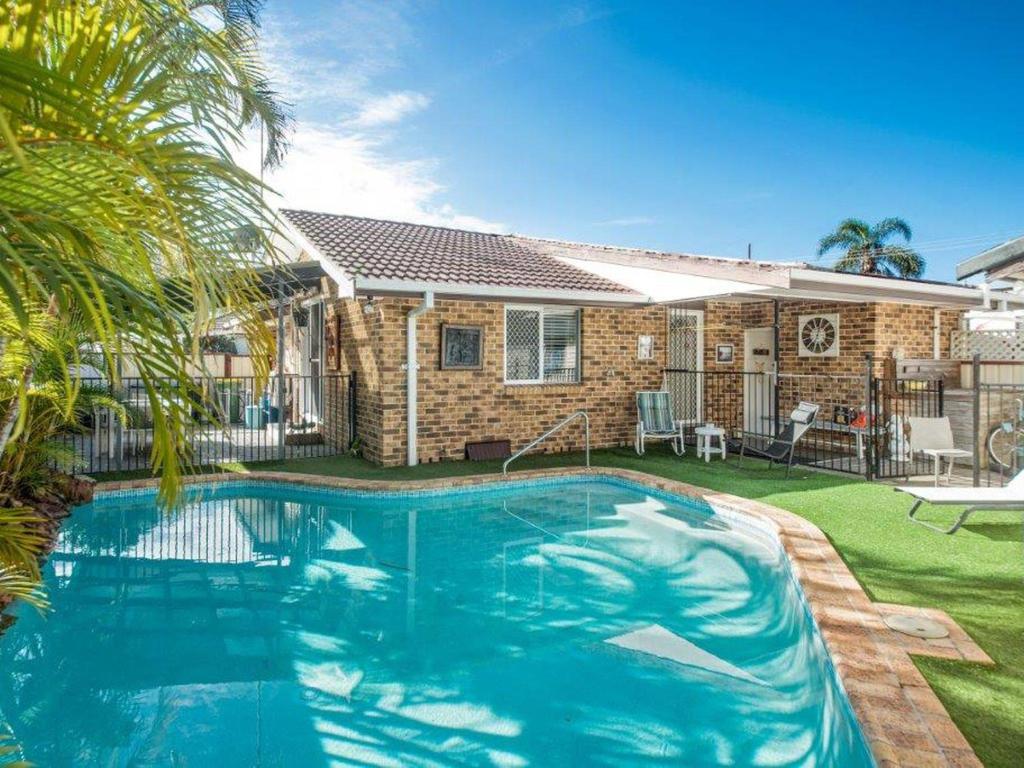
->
(798, 313, 839, 357)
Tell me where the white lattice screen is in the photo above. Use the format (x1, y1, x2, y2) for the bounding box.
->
(951, 329, 1024, 361)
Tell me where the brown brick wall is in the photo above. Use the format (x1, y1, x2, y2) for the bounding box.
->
(323, 298, 388, 464)
(696, 300, 963, 434)
(332, 297, 666, 466)
(322, 290, 963, 464)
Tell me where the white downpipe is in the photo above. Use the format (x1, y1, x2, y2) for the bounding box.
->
(406, 292, 434, 466)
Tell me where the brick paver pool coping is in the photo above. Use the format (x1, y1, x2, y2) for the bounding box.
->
(94, 467, 986, 767)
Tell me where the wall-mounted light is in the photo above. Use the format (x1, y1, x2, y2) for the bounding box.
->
(363, 296, 376, 315)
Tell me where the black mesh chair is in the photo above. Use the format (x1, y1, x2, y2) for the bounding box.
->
(738, 402, 820, 477)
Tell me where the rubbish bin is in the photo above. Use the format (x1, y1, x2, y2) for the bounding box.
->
(260, 394, 280, 425)
(244, 405, 266, 429)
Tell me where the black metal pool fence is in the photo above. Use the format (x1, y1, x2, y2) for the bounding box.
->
(56, 355, 1023, 486)
(663, 362, 945, 480)
(56, 373, 355, 474)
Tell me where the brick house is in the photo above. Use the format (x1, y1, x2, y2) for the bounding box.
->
(276, 209, 996, 469)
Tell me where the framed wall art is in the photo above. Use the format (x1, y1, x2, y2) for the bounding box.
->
(441, 324, 483, 370)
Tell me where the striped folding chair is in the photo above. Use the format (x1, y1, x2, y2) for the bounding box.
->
(636, 391, 685, 456)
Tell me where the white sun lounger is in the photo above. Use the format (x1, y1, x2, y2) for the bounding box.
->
(895, 470, 1024, 534)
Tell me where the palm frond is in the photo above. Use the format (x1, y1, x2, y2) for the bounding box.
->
(0, 0, 290, 505)
(817, 216, 925, 277)
(879, 245, 924, 278)
(0, 565, 48, 613)
(817, 218, 870, 256)
(0, 727, 34, 767)
(871, 217, 913, 244)
(832, 247, 871, 273)
(0, 507, 49, 578)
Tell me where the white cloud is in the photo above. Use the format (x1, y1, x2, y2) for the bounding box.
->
(593, 216, 656, 227)
(351, 91, 430, 127)
(243, 3, 502, 232)
(241, 124, 506, 232)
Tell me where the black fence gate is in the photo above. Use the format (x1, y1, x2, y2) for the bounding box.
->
(58, 373, 356, 475)
(868, 378, 944, 479)
(663, 367, 944, 479)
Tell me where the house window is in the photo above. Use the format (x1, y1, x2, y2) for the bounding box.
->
(504, 305, 581, 384)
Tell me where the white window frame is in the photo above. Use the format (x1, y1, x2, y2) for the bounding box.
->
(504, 304, 581, 385)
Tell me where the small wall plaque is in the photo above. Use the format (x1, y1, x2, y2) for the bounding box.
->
(716, 344, 735, 364)
(637, 335, 654, 360)
(441, 324, 483, 370)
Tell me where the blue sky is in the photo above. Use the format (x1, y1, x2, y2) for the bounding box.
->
(252, 0, 1024, 280)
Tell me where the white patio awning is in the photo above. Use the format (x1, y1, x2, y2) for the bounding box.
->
(555, 256, 771, 304)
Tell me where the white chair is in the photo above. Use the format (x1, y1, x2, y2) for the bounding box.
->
(907, 416, 972, 486)
(896, 470, 1024, 534)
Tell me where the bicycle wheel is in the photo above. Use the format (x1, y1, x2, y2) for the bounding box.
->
(987, 424, 1017, 471)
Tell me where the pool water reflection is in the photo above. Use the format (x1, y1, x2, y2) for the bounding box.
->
(0, 478, 871, 767)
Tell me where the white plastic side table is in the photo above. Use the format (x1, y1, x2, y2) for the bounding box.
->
(695, 425, 727, 462)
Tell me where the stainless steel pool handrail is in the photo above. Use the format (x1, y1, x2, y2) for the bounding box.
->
(503, 410, 590, 475)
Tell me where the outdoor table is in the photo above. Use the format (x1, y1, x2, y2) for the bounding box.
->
(695, 425, 727, 462)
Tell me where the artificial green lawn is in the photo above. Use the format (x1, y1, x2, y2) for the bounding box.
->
(92, 447, 1024, 766)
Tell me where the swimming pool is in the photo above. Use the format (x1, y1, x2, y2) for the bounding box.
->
(0, 475, 872, 766)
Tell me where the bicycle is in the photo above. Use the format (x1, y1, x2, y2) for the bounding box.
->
(987, 398, 1024, 471)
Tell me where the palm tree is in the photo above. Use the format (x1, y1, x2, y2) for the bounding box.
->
(817, 218, 924, 278)
(0, 0, 291, 506)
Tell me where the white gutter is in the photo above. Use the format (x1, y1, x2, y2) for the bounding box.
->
(406, 291, 434, 467)
(355, 277, 644, 305)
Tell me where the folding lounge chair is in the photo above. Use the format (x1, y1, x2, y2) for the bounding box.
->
(896, 470, 1024, 534)
(635, 391, 685, 456)
(738, 402, 820, 478)
(907, 416, 973, 486)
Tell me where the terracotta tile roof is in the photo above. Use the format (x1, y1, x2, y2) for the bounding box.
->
(280, 209, 637, 294)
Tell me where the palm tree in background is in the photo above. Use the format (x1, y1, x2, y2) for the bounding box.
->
(817, 217, 924, 278)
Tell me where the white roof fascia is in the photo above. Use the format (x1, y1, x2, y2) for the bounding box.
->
(279, 219, 355, 299)
(353, 277, 646, 306)
(788, 268, 1012, 308)
(956, 235, 1024, 280)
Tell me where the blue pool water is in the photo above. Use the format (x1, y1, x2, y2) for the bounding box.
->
(0, 477, 872, 767)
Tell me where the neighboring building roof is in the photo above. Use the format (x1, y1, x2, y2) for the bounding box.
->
(521, 235, 796, 288)
(956, 235, 1024, 281)
(280, 209, 637, 296)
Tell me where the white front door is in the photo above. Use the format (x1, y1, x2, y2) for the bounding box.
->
(743, 327, 776, 435)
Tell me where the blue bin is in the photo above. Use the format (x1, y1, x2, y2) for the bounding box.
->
(263, 406, 281, 424)
(244, 405, 266, 429)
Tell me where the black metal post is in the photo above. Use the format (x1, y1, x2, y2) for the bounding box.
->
(972, 353, 981, 487)
(772, 299, 781, 436)
(348, 371, 357, 448)
(864, 353, 874, 481)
